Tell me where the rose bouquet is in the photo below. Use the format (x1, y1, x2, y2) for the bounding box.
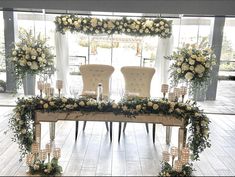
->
(10, 28, 54, 88)
(165, 39, 216, 96)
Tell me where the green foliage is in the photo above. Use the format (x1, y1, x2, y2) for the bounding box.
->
(9, 96, 210, 162)
(54, 15, 172, 38)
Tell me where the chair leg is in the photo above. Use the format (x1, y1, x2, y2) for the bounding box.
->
(83, 121, 87, 131)
(49, 122, 56, 141)
(123, 122, 127, 132)
(118, 122, 122, 142)
(110, 122, 113, 142)
(166, 126, 172, 145)
(152, 123, 156, 143)
(75, 121, 79, 141)
(145, 123, 149, 133)
(105, 121, 109, 131)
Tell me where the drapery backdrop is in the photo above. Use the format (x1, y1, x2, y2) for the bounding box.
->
(55, 32, 69, 95)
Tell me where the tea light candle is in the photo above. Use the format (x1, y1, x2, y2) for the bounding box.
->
(39, 149, 47, 161)
(161, 84, 169, 93)
(45, 143, 52, 153)
(56, 80, 63, 90)
(170, 146, 178, 157)
(168, 92, 176, 102)
(162, 151, 170, 162)
(31, 142, 39, 154)
(53, 148, 61, 159)
(174, 160, 183, 172)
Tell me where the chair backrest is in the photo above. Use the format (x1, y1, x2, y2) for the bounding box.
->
(80, 64, 114, 96)
(121, 66, 155, 98)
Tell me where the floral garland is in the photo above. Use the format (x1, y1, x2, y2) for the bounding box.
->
(54, 15, 172, 38)
(10, 28, 54, 88)
(165, 39, 216, 96)
(9, 96, 210, 163)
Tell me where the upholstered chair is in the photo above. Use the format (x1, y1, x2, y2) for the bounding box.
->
(75, 64, 114, 140)
(118, 66, 155, 141)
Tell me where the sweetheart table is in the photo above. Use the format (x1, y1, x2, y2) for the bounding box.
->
(35, 111, 187, 158)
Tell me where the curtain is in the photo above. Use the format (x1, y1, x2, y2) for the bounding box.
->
(152, 36, 174, 97)
(55, 32, 69, 95)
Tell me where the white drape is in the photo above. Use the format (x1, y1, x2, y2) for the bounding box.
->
(152, 36, 174, 97)
(55, 32, 69, 95)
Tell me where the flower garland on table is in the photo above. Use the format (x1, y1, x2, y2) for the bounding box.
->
(54, 15, 172, 38)
(9, 96, 210, 163)
(165, 38, 216, 96)
(10, 28, 54, 88)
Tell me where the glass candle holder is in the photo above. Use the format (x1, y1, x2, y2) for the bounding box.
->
(168, 92, 176, 102)
(45, 143, 52, 154)
(162, 151, 170, 162)
(174, 160, 183, 172)
(31, 142, 40, 154)
(39, 149, 47, 162)
(56, 80, 63, 97)
(181, 147, 190, 164)
(53, 148, 61, 159)
(26, 153, 34, 166)
(161, 84, 169, 99)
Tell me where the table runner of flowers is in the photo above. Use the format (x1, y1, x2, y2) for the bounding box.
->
(9, 96, 210, 162)
(54, 15, 172, 38)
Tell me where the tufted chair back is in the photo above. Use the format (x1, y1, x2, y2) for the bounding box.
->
(121, 66, 155, 98)
(80, 64, 114, 97)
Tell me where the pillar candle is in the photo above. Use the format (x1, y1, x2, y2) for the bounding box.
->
(37, 81, 44, 90)
(174, 160, 183, 172)
(170, 146, 178, 157)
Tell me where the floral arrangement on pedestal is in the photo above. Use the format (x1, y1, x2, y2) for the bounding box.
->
(10, 28, 54, 88)
(54, 15, 172, 38)
(165, 38, 216, 99)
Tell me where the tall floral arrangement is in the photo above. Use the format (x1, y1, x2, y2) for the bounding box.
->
(10, 28, 54, 87)
(165, 39, 216, 97)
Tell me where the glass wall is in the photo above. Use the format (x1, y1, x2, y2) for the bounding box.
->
(220, 18, 235, 78)
(0, 11, 5, 82)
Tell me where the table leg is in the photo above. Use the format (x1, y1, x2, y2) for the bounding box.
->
(110, 122, 113, 142)
(49, 122, 56, 141)
(118, 122, 122, 142)
(166, 126, 172, 145)
(178, 127, 184, 159)
(152, 124, 156, 143)
(75, 121, 79, 141)
(35, 123, 41, 147)
(123, 122, 127, 133)
(145, 123, 149, 133)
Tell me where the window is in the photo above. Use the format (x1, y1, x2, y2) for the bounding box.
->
(0, 11, 5, 82)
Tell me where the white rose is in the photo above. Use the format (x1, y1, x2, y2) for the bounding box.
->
(30, 61, 39, 70)
(160, 26, 164, 30)
(37, 48, 42, 52)
(195, 64, 205, 74)
(19, 59, 27, 66)
(62, 17, 66, 21)
(189, 59, 195, 65)
(68, 18, 72, 23)
(31, 56, 36, 60)
(122, 106, 128, 111)
(21, 129, 27, 134)
(153, 104, 159, 110)
(139, 29, 143, 33)
(177, 68, 181, 73)
(181, 63, 190, 71)
(62, 98, 67, 103)
(136, 105, 142, 111)
(185, 72, 194, 80)
(27, 62, 32, 66)
(159, 21, 165, 26)
(43, 103, 49, 109)
(165, 28, 170, 33)
(12, 50, 17, 56)
(147, 102, 153, 107)
(112, 103, 118, 109)
(79, 101, 85, 107)
(189, 66, 194, 71)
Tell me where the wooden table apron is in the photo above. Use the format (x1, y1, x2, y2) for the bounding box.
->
(35, 111, 187, 158)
